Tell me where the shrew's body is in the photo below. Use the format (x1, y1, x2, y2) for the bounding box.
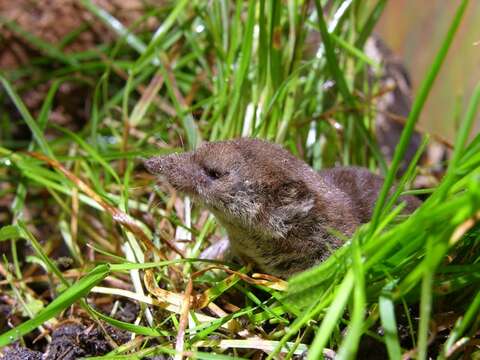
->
(145, 138, 420, 278)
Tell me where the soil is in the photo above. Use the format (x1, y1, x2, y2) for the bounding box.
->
(0, 0, 159, 69)
(1, 323, 126, 359)
(0, 0, 162, 135)
(0, 346, 43, 360)
(0, 300, 137, 359)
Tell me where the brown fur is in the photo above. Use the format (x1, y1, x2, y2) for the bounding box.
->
(145, 138, 420, 278)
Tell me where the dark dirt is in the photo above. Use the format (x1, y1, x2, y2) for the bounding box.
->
(0, 345, 43, 360)
(0, 0, 159, 69)
(1, 322, 130, 360)
(112, 300, 140, 324)
(0, 0, 163, 137)
(44, 323, 115, 359)
(0, 299, 138, 359)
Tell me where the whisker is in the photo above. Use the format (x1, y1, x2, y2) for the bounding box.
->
(173, 128, 185, 151)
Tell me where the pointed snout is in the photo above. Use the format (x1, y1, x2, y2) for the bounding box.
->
(143, 152, 198, 193)
(144, 153, 188, 175)
(144, 156, 167, 175)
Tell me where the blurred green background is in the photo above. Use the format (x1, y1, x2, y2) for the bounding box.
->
(377, 0, 480, 140)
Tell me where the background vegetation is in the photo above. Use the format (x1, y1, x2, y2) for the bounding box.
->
(378, 0, 480, 138)
(0, 0, 478, 359)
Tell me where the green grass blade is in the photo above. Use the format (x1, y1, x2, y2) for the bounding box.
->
(88, 305, 169, 337)
(0, 75, 54, 158)
(80, 0, 147, 54)
(379, 287, 402, 360)
(336, 236, 366, 359)
(133, 0, 189, 68)
(417, 237, 436, 360)
(330, 33, 380, 68)
(52, 125, 121, 184)
(313, 0, 355, 107)
(449, 82, 480, 169)
(38, 80, 61, 129)
(355, 0, 387, 49)
(0, 225, 21, 242)
(18, 221, 69, 286)
(313, 0, 386, 172)
(158, 58, 200, 149)
(442, 290, 480, 357)
(221, 0, 256, 139)
(307, 271, 354, 360)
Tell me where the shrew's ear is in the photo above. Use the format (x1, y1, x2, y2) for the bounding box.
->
(276, 180, 309, 205)
(267, 180, 315, 238)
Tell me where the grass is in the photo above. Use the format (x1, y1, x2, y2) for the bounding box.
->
(0, 0, 479, 359)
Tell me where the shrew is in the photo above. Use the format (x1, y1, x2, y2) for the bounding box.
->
(145, 138, 420, 278)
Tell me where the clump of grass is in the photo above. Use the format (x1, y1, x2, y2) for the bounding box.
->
(0, 0, 478, 359)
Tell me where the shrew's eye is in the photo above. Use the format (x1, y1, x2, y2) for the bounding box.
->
(204, 167, 223, 180)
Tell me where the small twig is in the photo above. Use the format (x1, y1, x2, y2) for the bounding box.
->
(175, 278, 193, 360)
(450, 210, 480, 245)
(375, 108, 454, 149)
